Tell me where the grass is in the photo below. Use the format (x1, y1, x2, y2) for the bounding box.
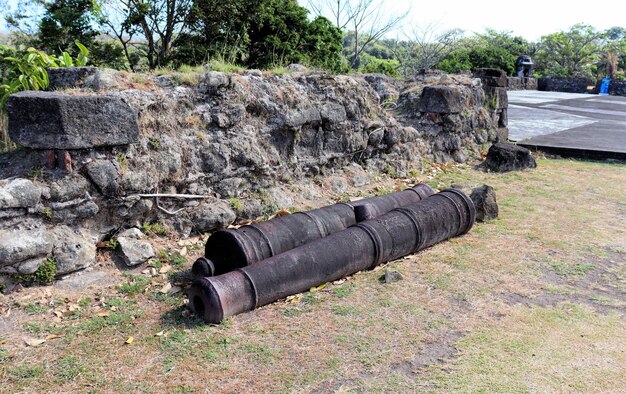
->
(0, 157, 624, 392)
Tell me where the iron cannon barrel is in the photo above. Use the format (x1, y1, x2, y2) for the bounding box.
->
(188, 189, 474, 323)
(192, 184, 434, 277)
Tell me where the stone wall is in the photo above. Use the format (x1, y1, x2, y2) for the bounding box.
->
(0, 67, 503, 280)
(507, 77, 538, 91)
(538, 77, 595, 93)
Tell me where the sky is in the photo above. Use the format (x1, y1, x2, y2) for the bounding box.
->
(374, 0, 625, 41)
(303, 0, 626, 41)
(1, 0, 625, 41)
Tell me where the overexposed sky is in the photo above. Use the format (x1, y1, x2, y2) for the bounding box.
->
(384, 0, 622, 40)
(303, 0, 626, 41)
(1, 0, 624, 41)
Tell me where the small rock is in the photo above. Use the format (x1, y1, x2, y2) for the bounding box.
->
(331, 177, 348, 194)
(203, 71, 230, 89)
(352, 174, 371, 188)
(190, 201, 236, 233)
(0, 178, 41, 209)
(470, 185, 499, 222)
(118, 228, 146, 239)
(49, 174, 89, 202)
(379, 269, 404, 284)
(85, 160, 119, 196)
(267, 188, 293, 209)
(117, 236, 155, 267)
(483, 142, 537, 172)
(215, 177, 246, 198)
(0, 257, 44, 275)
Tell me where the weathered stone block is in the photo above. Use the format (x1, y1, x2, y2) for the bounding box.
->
(0, 230, 52, 269)
(418, 86, 465, 113)
(484, 87, 508, 109)
(473, 68, 508, 87)
(7, 91, 139, 149)
(47, 66, 97, 90)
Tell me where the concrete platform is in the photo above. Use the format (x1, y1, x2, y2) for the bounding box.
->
(508, 91, 626, 160)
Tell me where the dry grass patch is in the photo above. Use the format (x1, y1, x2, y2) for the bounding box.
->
(0, 157, 624, 392)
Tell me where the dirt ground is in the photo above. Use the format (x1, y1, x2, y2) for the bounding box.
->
(0, 156, 625, 393)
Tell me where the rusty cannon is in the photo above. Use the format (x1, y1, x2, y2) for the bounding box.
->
(188, 188, 475, 323)
(192, 184, 434, 277)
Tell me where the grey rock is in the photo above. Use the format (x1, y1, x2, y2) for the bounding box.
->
(419, 85, 466, 113)
(117, 236, 154, 267)
(49, 174, 89, 202)
(320, 102, 347, 124)
(190, 201, 236, 233)
(0, 179, 40, 209)
(203, 71, 230, 90)
(352, 174, 371, 187)
(47, 66, 97, 90)
(85, 160, 119, 196)
(241, 199, 264, 219)
(379, 269, 404, 284)
(267, 188, 293, 209)
(118, 228, 145, 239)
(128, 199, 153, 217)
(473, 68, 508, 88)
(0, 257, 43, 275)
(83, 68, 123, 91)
(0, 229, 52, 268)
(284, 107, 321, 128)
(7, 91, 139, 149)
(215, 177, 246, 198)
(47, 226, 96, 275)
(331, 177, 348, 194)
(212, 104, 246, 128)
(0, 208, 27, 219)
(470, 184, 499, 222)
(484, 142, 537, 172)
(51, 200, 99, 222)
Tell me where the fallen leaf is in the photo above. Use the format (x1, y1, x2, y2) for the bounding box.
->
(333, 279, 346, 285)
(155, 330, 166, 337)
(159, 265, 172, 274)
(276, 209, 291, 217)
(141, 269, 151, 275)
(159, 283, 172, 294)
(125, 336, 134, 345)
(24, 338, 46, 347)
(45, 334, 64, 340)
(179, 247, 188, 257)
(169, 286, 182, 294)
(96, 310, 110, 317)
(286, 294, 302, 303)
(150, 268, 158, 276)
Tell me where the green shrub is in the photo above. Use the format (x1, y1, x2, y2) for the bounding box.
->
(14, 256, 57, 285)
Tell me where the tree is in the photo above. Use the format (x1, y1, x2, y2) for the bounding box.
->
(534, 24, 602, 78)
(436, 30, 533, 75)
(392, 24, 463, 79)
(174, 0, 344, 70)
(307, 0, 407, 68)
(37, 0, 98, 54)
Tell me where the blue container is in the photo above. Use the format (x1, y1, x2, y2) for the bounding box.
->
(599, 78, 611, 95)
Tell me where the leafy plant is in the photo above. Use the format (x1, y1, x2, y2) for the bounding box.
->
(0, 42, 90, 108)
(14, 256, 57, 285)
